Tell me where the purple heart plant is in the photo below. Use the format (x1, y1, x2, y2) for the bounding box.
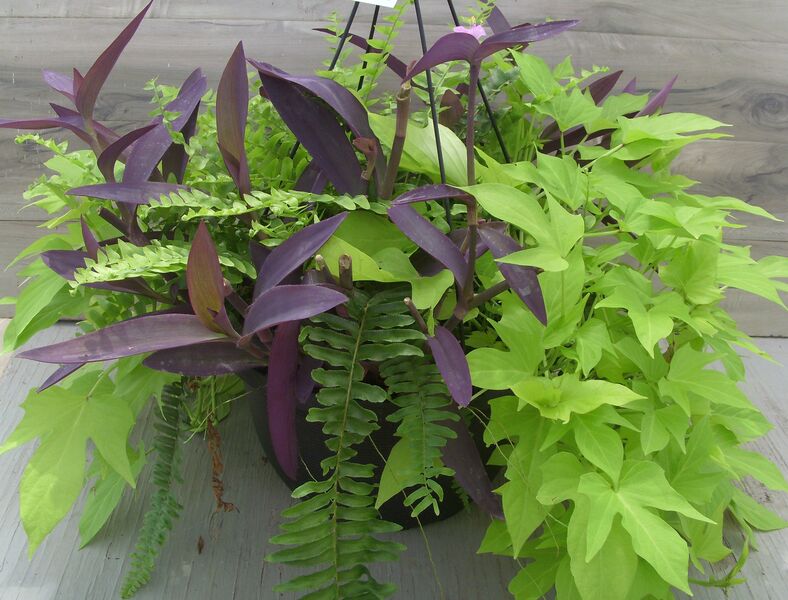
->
(1, 2, 785, 599)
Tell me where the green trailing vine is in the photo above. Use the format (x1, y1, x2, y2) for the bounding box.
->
(379, 355, 458, 517)
(121, 383, 184, 599)
(267, 289, 423, 599)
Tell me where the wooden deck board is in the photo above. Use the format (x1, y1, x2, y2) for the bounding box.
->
(0, 324, 785, 599)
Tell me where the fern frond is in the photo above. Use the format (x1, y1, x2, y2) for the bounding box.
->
(147, 187, 379, 222)
(268, 289, 422, 599)
(380, 355, 458, 517)
(121, 383, 184, 598)
(72, 239, 254, 285)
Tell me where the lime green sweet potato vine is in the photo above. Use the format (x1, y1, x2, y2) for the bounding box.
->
(465, 76, 787, 599)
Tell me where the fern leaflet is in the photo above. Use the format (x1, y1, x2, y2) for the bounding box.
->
(121, 384, 184, 598)
(267, 289, 422, 599)
(380, 355, 458, 517)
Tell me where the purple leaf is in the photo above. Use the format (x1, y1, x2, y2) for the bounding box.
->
(487, 7, 513, 35)
(41, 248, 156, 297)
(406, 21, 578, 80)
(18, 314, 226, 364)
(97, 123, 158, 182)
(254, 65, 364, 195)
(68, 182, 186, 205)
(253, 212, 348, 298)
(622, 77, 638, 94)
(38, 363, 85, 392)
(296, 355, 321, 408)
(293, 161, 328, 194)
(392, 183, 469, 207)
(265, 320, 301, 480)
(41, 249, 89, 279)
(125, 68, 207, 183)
(42, 70, 76, 102)
(388, 204, 467, 284)
(144, 341, 260, 375)
(187, 222, 231, 334)
(81, 218, 100, 260)
(406, 33, 481, 79)
(249, 240, 270, 274)
(313, 28, 408, 79)
(427, 326, 472, 407)
(477, 225, 547, 324)
(439, 89, 464, 128)
(638, 75, 678, 117)
(75, 1, 152, 123)
(0, 117, 94, 147)
(476, 20, 579, 61)
(587, 70, 623, 104)
(441, 415, 503, 519)
(216, 43, 251, 195)
(242, 285, 347, 337)
(49, 103, 120, 147)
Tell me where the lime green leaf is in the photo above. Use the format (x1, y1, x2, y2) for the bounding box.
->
(370, 113, 467, 185)
(567, 504, 637, 600)
(513, 375, 644, 422)
(573, 414, 623, 483)
(576, 461, 709, 594)
(511, 52, 559, 99)
(535, 152, 588, 211)
(659, 240, 722, 305)
(0, 372, 136, 554)
(618, 112, 730, 143)
(497, 247, 568, 272)
(659, 345, 752, 411)
(537, 452, 586, 505)
(508, 550, 560, 599)
(376, 439, 420, 509)
(537, 88, 603, 133)
(574, 318, 613, 376)
(640, 410, 670, 454)
(79, 446, 145, 548)
(410, 269, 453, 310)
(467, 347, 528, 390)
(730, 488, 788, 531)
(721, 446, 788, 492)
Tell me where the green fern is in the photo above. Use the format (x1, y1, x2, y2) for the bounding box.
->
(380, 355, 458, 517)
(267, 289, 423, 599)
(121, 384, 184, 598)
(72, 239, 254, 286)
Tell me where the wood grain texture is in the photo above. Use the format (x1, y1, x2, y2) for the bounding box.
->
(0, 2, 785, 327)
(1, 0, 786, 43)
(0, 325, 785, 599)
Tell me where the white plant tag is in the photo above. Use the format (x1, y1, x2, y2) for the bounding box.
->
(355, 0, 399, 7)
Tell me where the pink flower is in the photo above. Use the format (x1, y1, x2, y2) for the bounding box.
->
(454, 23, 487, 40)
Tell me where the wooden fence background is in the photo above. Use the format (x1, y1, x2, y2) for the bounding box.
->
(0, 1, 785, 332)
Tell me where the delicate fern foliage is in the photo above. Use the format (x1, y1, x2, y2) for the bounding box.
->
(121, 384, 184, 599)
(73, 239, 254, 285)
(380, 355, 458, 517)
(267, 289, 423, 599)
(147, 187, 381, 221)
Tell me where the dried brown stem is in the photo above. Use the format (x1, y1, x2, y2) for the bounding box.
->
(206, 419, 236, 513)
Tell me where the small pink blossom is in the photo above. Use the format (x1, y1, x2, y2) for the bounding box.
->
(454, 23, 487, 40)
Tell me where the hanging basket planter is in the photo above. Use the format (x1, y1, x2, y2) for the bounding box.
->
(1, 1, 786, 599)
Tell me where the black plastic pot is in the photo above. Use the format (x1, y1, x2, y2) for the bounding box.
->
(242, 369, 495, 530)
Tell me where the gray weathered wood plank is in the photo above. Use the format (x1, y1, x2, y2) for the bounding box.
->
(0, 326, 785, 598)
(0, 19, 787, 143)
(1, 0, 786, 44)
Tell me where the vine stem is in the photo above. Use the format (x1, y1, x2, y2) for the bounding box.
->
(459, 63, 481, 310)
(381, 82, 412, 200)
